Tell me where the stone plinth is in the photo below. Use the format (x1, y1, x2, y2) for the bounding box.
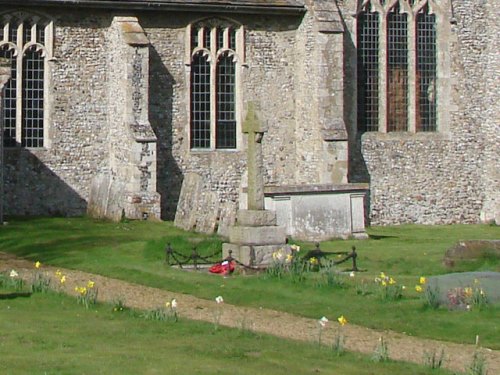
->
(223, 243, 285, 266)
(223, 208, 286, 266)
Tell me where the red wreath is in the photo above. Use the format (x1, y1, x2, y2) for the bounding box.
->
(209, 260, 235, 275)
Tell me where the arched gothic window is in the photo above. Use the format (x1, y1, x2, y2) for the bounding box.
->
(0, 12, 53, 147)
(357, 0, 438, 133)
(188, 19, 243, 149)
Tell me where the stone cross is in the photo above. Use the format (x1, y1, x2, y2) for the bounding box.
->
(242, 102, 266, 211)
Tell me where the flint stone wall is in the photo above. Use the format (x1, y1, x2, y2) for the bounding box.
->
(338, 0, 499, 225)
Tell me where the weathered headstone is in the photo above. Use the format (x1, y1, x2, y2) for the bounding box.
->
(223, 102, 286, 266)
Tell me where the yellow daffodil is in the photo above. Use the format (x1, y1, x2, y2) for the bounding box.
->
(337, 315, 348, 326)
(87, 281, 95, 288)
(309, 257, 319, 265)
(389, 277, 396, 285)
(290, 244, 300, 252)
(415, 285, 423, 293)
(165, 301, 171, 308)
(381, 280, 387, 287)
(419, 276, 426, 285)
(60, 276, 66, 284)
(380, 272, 386, 279)
(55, 270, 62, 277)
(464, 287, 473, 297)
(285, 254, 293, 263)
(35, 261, 41, 269)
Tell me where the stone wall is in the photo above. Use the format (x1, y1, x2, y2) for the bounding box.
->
(1, 1, 497, 226)
(338, 0, 499, 225)
(3, 10, 110, 216)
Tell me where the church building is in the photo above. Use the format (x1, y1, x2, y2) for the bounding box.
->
(0, 1, 498, 239)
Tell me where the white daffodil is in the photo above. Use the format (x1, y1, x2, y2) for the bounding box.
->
(9, 269, 18, 278)
(215, 296, 224, 304)
(171, 299, 178, 309)
(349, 271, 355, 278)
(319, 316, 329, 327)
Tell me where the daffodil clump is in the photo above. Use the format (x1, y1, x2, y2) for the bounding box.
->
(447, 279, 488, 311)
(332, 315, 348, 356)
(374, 272, 403, 301)
(317, 316, 329, 346)
(31, 261, 51, 293)
(143, 298, 179, 322)
(266, 245, 302, 280)
(0, 269, 25, 291)
(75, 280, 98, 309)
(414, 276, 441, 309)
(211, 295, 225, 330)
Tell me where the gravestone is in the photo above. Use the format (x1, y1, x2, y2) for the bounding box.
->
(222, 103, 286, 266)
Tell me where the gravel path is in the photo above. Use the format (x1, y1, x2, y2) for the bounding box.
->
(1, 252, 498, 374)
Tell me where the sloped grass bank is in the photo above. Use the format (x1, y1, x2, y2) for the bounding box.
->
(1, 217, 498, 349)
(0, 290, 453, 375)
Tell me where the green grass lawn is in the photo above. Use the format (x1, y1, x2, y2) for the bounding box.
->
(0, 289, 455, 374)
(1, 217, 499, 349)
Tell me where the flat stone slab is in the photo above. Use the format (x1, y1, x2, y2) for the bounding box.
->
(428, 271, 500, 305)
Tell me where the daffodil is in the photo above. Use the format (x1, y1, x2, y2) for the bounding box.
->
(380, 272, 386, 279)
(285, 254, 293, 263)
(290, 244, 300, 252)
(309, 257, 319, 265)
(319, 316, 329, 327)
(165, 301, 171, 308)
(349, 271, 355, 278)
(9, 269, 18, 278)
(419, 276, 426, 285)
(171, 299, 178, 309)
(215, 296, 224, 304)
(60, 275, 66, 284)
(87, 281, 95, 288)
(381, 280, 387, 287)
(55, 270, 62, 277)
(464, 287, 473, 297)
(337, 315, 348, 326)
(35, 261, 41, 269)
(389, 277, 396, 285)
(415, 285, 423, 293)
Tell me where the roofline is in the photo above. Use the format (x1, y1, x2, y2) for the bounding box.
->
(0, 0, 306, 16)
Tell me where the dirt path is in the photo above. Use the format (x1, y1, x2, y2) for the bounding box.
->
(1, 252, 498, 374)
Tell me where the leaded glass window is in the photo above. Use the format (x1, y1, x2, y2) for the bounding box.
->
(189, 20, 242, 150)
(416, 4, 437, 132)
(356, 0, 438, 133)
(357, 2, 379, 132)
(0, 13, 53, 147)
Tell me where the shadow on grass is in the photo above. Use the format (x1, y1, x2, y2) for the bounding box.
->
(368, 234, 399, 240)
(0, 292, 32, 299)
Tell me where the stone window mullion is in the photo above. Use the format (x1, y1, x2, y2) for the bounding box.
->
(210, 26, 217, 150)
(408, 11, 417, 133)
(378, 11, 387, 133)
(15, 22, 22, 145)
